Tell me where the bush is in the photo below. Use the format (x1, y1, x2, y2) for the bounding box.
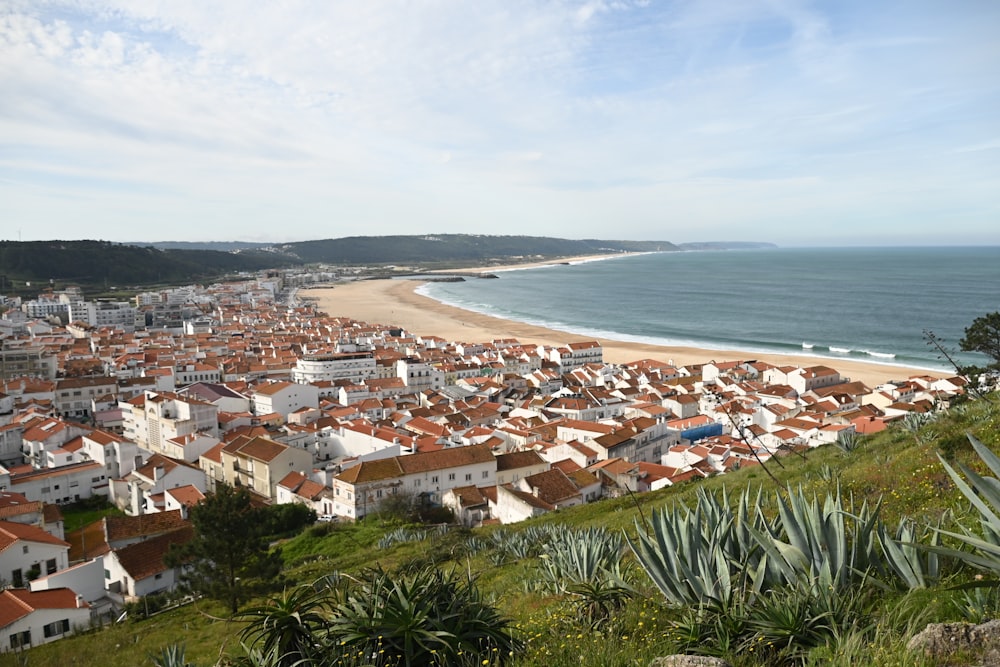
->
(258, 503, 316, 539)
(236, 565, 523, 666)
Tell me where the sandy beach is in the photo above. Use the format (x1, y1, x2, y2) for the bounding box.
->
(300, 274, 944, 389)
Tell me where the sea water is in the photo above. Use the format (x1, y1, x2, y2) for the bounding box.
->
(419, 246, 1000, 373)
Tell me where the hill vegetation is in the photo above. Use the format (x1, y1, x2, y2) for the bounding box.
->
(0, 241, 293, 294)
(7, 395, 1000, 667)
(1, 236, 780, 295)
(270, 235, 677, 265)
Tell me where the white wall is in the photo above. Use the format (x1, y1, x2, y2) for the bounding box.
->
(30, 558, 105, 603)
(0, 603, 90, 652)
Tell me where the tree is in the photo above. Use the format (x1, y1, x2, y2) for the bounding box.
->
(961, 311, 1000, 373)
(166, 485, 283, 615)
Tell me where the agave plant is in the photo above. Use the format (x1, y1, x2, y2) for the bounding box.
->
(746, 486, 882, 594)
(538, 527, 624, 590)
(626, 487, 759, 607)
(377, 527, 432, 549)
(149, 644, 194, 667)
(630, 482, 930, 610)
(237, 586, 331, 667)
(835, 431, 863, 455)
(325, 565, 523, 667)
(876, 518, 940, 590)
(928, 433, 1000, 576)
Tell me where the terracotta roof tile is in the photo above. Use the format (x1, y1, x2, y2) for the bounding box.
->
(0, 588, 87, 628)
(0, 521, 70, 552)
(104, 510, 187, 544)
(114, 526, 194, 581)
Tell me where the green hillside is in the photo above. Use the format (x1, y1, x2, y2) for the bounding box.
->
(6, 398, 999, 667)
(0, 236, 677, 294)
(273, 235, 677, 265)
(0, 240, 293, 294)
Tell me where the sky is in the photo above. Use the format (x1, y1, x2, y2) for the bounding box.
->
(1, 1, 999, 246)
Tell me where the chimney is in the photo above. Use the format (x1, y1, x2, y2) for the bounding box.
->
(153, 465, 165, 481)
(76, 594, 85, 608)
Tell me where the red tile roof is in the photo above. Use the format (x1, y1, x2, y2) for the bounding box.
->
(113, 526, 194, 582)
(0, 588, 87, 628)
(0, 521, 70, 552)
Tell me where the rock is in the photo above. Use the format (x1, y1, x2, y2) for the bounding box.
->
(907, 620, 1000, 666)
(649, 657, 733, 667)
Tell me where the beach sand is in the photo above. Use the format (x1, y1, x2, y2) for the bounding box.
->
(300, 275, 943, 389)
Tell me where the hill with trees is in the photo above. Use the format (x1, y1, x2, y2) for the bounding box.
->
(1, 236, 783, 294)
(0, 240, 294, 294)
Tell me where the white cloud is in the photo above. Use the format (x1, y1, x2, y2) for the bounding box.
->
(0, 0, 998, 243)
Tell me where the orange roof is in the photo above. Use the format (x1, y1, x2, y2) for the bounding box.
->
(0, 521, 70, 552)
(0, 588, 87, 628)
(113, 526, 194, 581)
(104, 510, 186, 544)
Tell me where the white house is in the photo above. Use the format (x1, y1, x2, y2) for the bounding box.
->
(0, 521, 70, 589)
(103, 526, 194, 601)
(0, 588, 91, 652)
(276, 471, 332, 516)
(115, 454, 208, 516)
(332, 443, 497, 520)
(291, 352, 378, 385)
(30, 558, 107, 605)
(3, 461, 109, 505)
(253, 381, 319, 419)
(121, 391, 218, 454)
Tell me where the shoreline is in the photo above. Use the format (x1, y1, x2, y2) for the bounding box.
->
(427, 252, 642, 274)
(301, 279, 946, 388)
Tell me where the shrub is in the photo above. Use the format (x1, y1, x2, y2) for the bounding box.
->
(325, 565, 523, 666)
(234, 566, 522, 667)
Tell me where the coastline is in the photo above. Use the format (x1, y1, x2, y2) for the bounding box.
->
(300, 278, 945, 389)
(426, 252, 639, 274)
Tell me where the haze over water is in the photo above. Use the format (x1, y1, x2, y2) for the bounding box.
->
(420, 247, 1000, 374)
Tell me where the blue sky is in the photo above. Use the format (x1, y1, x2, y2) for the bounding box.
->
(1, 1, 998, 246)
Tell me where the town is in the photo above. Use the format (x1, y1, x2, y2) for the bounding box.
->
(0, 271, 968, 651)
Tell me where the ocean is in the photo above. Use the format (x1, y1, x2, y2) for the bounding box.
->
(418, 246, 1000, 373)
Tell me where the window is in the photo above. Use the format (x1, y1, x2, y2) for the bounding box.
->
(104, 569, 111, 580)
(154, 573, 163, 580)
(42, 619, 70, 638)
(431, 475, 438, 483)
(482, 471, 490, 479)
(9, 630, 30, 649)
(376, 489, 383, 498)
(414, 479, 420, 487)
(22, 546, 28, 555)
(448, 473, 455, 481)
(46, 558, 57, 575)
(40, 486, 50, 494)
(465, 473, 472, 482)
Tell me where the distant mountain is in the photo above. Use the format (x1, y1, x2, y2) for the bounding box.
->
(0, 236, 775, 294)
(127, 241, 272, 251)
(269, 235, 679, 265)
(137, 235, 680, 265)
(677, 241, 778, 251)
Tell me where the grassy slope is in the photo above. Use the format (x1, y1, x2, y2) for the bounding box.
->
(6, 398, 998, 667)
